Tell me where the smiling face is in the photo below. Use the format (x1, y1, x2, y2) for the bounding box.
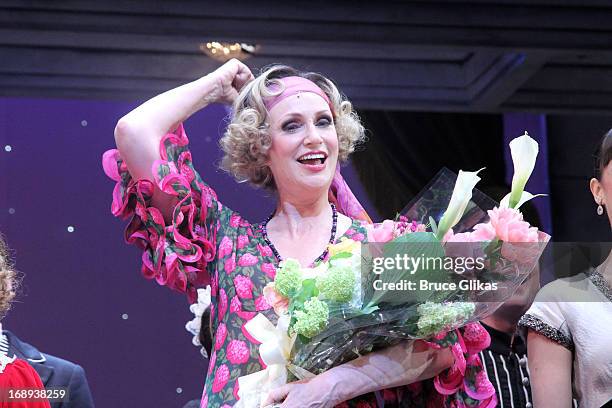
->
(266, 92, 339, 199)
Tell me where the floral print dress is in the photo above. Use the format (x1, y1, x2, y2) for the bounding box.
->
(103, 125, 496, 408)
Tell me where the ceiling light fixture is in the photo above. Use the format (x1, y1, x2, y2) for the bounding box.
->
(200, 42, 258, 62)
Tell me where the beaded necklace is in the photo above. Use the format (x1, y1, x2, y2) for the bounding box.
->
(261, 203, 338, 265)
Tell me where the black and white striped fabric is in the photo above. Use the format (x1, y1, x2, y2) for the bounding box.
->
(480, 324, 533, 408)
(0, 332, 9, 356)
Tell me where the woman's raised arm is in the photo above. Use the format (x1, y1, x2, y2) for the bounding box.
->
(113, 59, 253, 218)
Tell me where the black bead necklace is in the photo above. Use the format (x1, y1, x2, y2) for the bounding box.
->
(261, 203, 338, 265)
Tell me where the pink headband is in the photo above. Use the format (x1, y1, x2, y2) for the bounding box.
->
(264, 76, 333, 113)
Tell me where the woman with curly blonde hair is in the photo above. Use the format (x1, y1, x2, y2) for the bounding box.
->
(105, 59, 453, 407)
(0, 235, 50, 408)
(0, 236, 17, 321)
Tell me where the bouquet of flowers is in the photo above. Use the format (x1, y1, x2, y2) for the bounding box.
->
(236, 133, 549, 407)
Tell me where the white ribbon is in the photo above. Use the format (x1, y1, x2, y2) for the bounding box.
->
(235, 314, 313, 408)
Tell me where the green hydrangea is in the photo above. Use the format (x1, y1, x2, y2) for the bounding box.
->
(275, 259, 302, 298)
(316, 265, 355, 303)
(292, 297, 329, 338)
(416, 302, 475, 337)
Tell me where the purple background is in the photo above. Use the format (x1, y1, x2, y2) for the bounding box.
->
(0, 97, 377, 407)
(0, 96, 609, 406)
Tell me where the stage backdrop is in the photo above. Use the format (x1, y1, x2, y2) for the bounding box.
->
(0, 97, 377, 407)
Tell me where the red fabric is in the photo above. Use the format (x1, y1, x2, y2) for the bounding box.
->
(0, 359, 51, 408)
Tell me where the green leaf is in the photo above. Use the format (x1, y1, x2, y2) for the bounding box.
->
(360, 304, 379, 314)
(364, 232, 447, 307)
(330, 252, 352, 261)
(429, 216, 438, 236)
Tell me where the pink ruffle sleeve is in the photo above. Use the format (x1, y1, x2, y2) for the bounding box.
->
(102, 124, 221, 303)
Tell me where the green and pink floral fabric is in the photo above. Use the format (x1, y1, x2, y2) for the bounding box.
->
(103, 124, 496, 408)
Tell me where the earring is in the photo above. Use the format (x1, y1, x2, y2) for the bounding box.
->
(597, 200, 604, 216)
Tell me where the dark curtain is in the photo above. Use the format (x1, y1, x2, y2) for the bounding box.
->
(351, 111, 506, 220)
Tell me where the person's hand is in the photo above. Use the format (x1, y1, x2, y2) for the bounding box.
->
(205, 58, 254, 105)
(262, 376, 341, 408)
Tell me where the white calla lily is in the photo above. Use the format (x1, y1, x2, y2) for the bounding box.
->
(436, 168, 484, 241)
(500, 191, 547, 210)
(235, 314, 314, 407)
(508, 132, 539, 209)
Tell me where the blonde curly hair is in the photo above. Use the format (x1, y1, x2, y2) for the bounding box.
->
(220, 65, 365, 189)
(0, 235, 18, 320)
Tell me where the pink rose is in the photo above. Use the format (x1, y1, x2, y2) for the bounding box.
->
(233, 275, 253, 299)
(261, 262, 276, 279)
(218, 236, 233, 259)
(229, 214, 241, 228)
(224, 254, 236, 274)
(352, 233, 365, 242)
(461, 323, 490, 355)
(237, 235, 249, 249)
(444, 231, 484, 268)
(257, 244, 273, 258)
(255, 295, 271, 311)
(446, 231, 475, 243)
(488, 207, 539, 242)
(471, 222, 496, 241)
(211, 364, 230, 393)
(345, 228, 356, 236)
(230, 296, 241, 313)
(237, 253, 258, 267)
(263, 283, 289, 315)
(365, 220, 395, 242)
(501, 240, 543, 265)
(214, 323, 227, 351)
(226, 340, 250, 365)
(218, 289, 228, 321)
